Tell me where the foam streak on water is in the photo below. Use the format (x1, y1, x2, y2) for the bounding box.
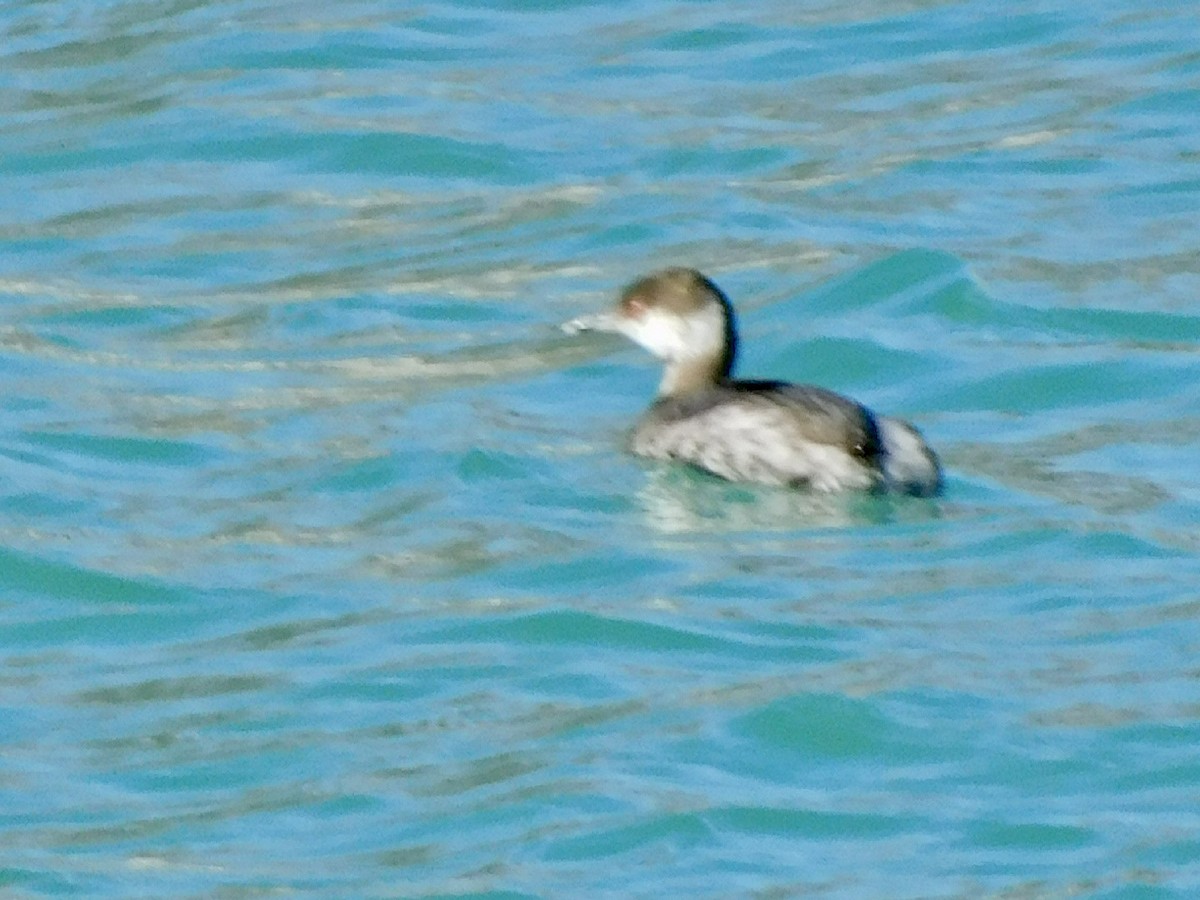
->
(1, 1, 1199, 897)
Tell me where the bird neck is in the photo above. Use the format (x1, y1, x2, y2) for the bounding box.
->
(650, 298, 739, 397)
(659, 352, 730, 397)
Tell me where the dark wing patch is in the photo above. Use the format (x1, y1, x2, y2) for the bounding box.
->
(754, 383, 882, 462)
(650, 382, 880, 461)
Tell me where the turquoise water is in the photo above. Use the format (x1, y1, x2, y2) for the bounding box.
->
(2, 0, 1200, 895)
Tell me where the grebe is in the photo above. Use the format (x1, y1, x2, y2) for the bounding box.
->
(563, 267, 941, 495)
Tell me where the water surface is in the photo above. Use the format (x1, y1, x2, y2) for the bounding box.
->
(2, 0, 1199, 896)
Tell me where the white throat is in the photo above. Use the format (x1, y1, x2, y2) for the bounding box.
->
(622, 306, 727, 396)
(625, 306, 724, 363)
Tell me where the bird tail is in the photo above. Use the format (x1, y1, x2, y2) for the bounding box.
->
(878, 417, 942, 496)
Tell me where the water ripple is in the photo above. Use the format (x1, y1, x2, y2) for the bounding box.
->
(2, 0, 1200, 896)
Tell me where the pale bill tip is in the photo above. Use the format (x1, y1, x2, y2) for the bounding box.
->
(561, 312, 619, 334)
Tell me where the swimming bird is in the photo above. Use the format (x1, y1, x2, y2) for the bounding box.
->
(563, 267, 941, 495)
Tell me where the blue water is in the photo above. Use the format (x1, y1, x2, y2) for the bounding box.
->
(2, 1, 1200, 896)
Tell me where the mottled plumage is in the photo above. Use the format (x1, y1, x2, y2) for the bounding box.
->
(563, 267, 941, 495)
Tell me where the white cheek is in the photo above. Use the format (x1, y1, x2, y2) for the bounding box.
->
(685, 307, 726, 359)
(624, 310, 689, 359)
(623, 308, 724, 361)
